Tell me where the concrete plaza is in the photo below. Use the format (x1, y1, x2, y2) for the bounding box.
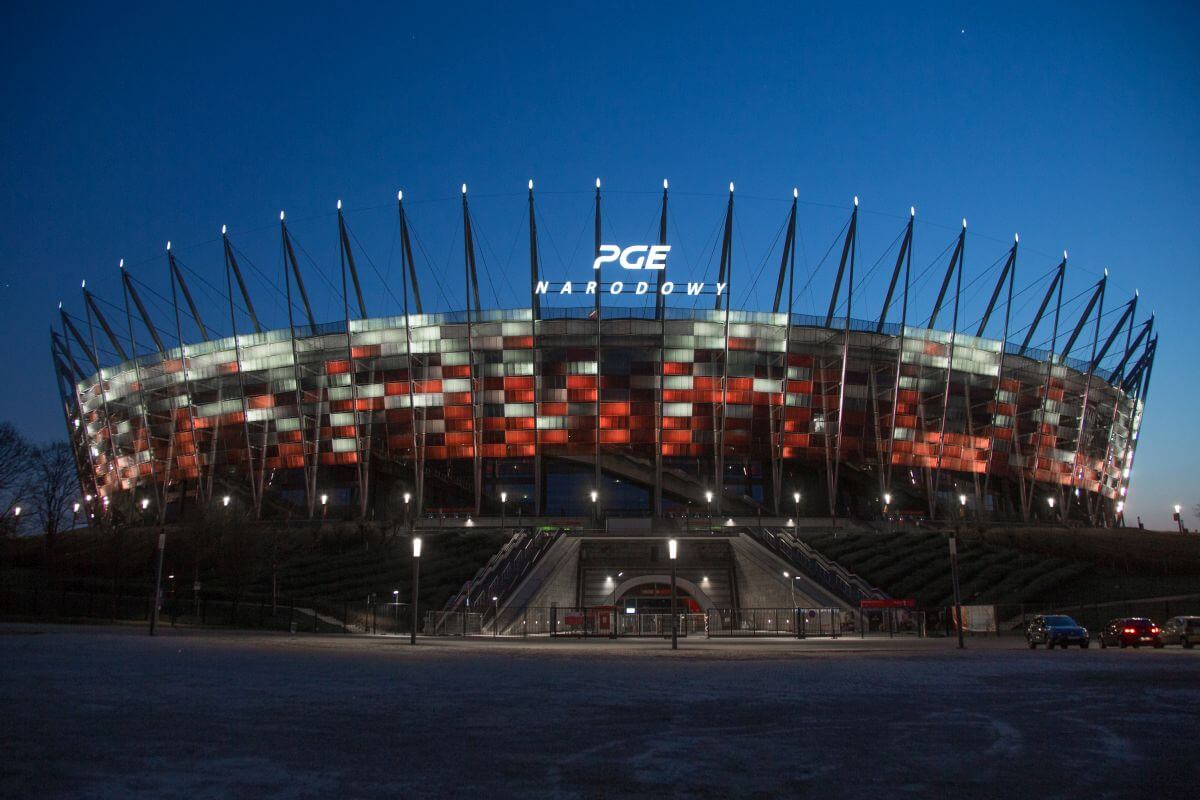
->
(1, 625, 1197, 799)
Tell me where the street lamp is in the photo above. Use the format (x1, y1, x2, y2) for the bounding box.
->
(668, 538, 678, 650)
(410, 536, 422, 645)
(403, 492, 412, 532)
(392, 589, 400, 623)
(149, 528, 166, 636)
(321, 493, 328, 521)
(500, 491, 508, 530)
(608, 571, 624, 639)
(1174, 504, 1184, 533)
(783, 570, 798, 608)
(590, 490, 599, 527)
(958, 493, 967, 521)
(705, 490, 713, 528)
(793, 491, 801, 529)
(222, 495, 230, 507)
(1047, 496, 1056, 523)
(948, 530, 965, 650)
(492, 595, 499, 638)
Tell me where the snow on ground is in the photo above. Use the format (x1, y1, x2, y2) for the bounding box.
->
(1, 625, 1197, 799)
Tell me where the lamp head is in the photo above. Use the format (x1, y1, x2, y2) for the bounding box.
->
(412, 537, 422, 558)
(668, 539, 677, 560)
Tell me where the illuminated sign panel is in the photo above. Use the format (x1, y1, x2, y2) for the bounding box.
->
(535, 243, 726, 296)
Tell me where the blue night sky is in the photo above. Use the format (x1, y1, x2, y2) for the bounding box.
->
(1, 2, 1196, 528)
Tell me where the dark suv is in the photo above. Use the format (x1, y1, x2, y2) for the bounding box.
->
(1099, 618, 1163, 649)
(1026, 615, 1089, 649)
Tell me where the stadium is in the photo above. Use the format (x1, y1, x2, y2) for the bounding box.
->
(46, 181, 1158, 626)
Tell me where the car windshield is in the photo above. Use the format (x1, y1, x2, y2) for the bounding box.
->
(1124, 619, 1151, 629)
(1043, 616, 1076, 626)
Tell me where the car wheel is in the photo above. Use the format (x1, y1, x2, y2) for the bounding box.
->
(1154, 642, 1164, 649)
(1120, 641, 1127, 649)
(1133, 642, 1140, 648)
(1028, 640, 1036, 649)
(1080, 642, 1089, 649)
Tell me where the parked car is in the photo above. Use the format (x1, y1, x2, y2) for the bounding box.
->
(1098, 618, 1163, 649)
(1159, 616, 1200, 648)
(1026, 615, 1090, 649)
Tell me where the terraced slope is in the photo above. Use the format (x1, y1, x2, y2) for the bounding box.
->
(802, 528, 1200, 608)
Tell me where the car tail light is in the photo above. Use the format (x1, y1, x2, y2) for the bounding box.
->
(1123, 627, 1136, 634)
(1151, 627, 1160, 634)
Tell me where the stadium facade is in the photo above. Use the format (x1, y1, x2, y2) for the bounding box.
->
(50, 183, 1156, 531)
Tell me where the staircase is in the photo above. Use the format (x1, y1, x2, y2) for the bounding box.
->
(745, 527, 887, 606)
(442, 527, 565, 616)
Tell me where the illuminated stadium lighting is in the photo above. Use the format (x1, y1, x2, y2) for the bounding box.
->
(51, 183, 1150, 530)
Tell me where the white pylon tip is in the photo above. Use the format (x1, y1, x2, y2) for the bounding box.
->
(166, 240, 171, 251)
(280, 210, 286, 221)
(1014, 232, 1019, 243)
(119, 258, 124, 269)
(793, 187, 798, 198)
(81, 280, 86, 289)
(962, 218, 967, 229)
(1135, 288, 1139, 297)
(528, 179, 533, 190)
(910, 206, 916, 217)
(1104, 267, 1109, 276)
(397, 190, 403, 201)
(595, 177, 601, 188)
(337, 199, 342, 210)
(58, 301, 62, 309)
(853, 195, 859, 207)
(729, 181, 735, 193)
(664, 178, 669, 190)
(461, 183, 467, 195)
(221, 224, 227, 235)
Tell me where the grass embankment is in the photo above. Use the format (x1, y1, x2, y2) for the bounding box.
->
(0, 523, 510, 613)
(804, 526, 1200, 608)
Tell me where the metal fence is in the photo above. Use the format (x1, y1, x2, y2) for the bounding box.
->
(0, 586, 416, 635)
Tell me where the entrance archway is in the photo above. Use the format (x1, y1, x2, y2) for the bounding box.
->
(611, 574, 717, 612)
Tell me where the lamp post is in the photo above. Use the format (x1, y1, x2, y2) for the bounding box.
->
(608, 571, 623, 639)
(668, 538, 678, 650)
(793, 491, 801, 530)
(1115, 500, 1125, 528)
(705, 490, 713, 529)
(783, 571, 797, 609)
(492, 595, 499, 638)
(883, 493, 892, 532)
(1047, 496, 1056, 523)
(500, 491, 507, 531)
(947, 531, 965, 649)
(410, 536, 422, 645)
(72, 502, 80, 529)
(403, 492, 412, 532)
(590, 490, 599, 528)
(321, 493, 328, 521)
(149, 529, 166, 636)
(392, 589, 400, 623)
(1174, 504, 1184, 533)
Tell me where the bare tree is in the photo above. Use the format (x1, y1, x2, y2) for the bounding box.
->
(0, 423, 33, 534)
(30, 442, 78, 537)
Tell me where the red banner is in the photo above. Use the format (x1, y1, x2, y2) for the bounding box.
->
(859, 599, 916, 609)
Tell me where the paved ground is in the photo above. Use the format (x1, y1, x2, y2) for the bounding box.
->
(1, 626, 1198, 799)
